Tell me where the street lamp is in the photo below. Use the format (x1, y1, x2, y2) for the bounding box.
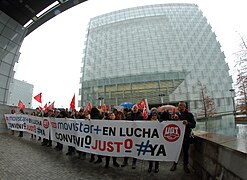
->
(158, 93, 165, 105)
(229, 89, 236, 115)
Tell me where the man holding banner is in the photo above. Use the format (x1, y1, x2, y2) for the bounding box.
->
(170, 101, 196, 173)
(121, 104, 143, 169)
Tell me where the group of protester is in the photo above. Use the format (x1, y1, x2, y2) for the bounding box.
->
(10, 101, 196, 174)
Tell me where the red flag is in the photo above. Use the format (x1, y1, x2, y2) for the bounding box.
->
(70, 94, 75, 110)
(137, 98, 146, 110)
(84, 101, 92, 113)
(101, 103, 106, 111)
(47, 101, 55, 110)
(34, 93, 42, 103)
(142, 108, 148, 120)
(17, 100, 25, 110)
(43, 103, 47, 110)
(106, 105, 111, 112)
(138, 98, 149, 120)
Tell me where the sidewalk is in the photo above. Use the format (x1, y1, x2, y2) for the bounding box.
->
(0, 132, 199, 180)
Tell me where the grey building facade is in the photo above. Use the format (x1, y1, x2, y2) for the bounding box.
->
(79, 3, 233, 115)
(0, 10, 27, 105)
(7, 79, 33, 109)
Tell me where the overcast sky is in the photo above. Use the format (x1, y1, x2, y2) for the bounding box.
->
(14, 0, 247, 109)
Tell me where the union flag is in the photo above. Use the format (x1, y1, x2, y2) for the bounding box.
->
(138, 98, 149, 120)
(34, 93, 42, 103)
(17, 100, 25, 110)
(70, 94, 75, 110)
(47, 101, 55, 110)
(84, 101, 92, 113)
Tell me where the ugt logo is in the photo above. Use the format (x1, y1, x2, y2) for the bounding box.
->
(163, 124, 181, 142)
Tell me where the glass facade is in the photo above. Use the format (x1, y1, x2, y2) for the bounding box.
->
(7, 79, 33, 108)
(0, 11, 27, 105)
(79, 3, 233, 115)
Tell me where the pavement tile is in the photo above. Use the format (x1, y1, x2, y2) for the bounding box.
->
(0, 132, 199, 180)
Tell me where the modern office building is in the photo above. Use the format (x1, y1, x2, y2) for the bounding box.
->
(0, 1, 86, 106)
(7, 79, 33, 109)
(0, 11, 27, 105)
(79, 3, 233, 115)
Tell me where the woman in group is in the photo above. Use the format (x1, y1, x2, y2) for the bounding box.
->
(104, 112, 120, 168)
(147, 111, 160, 173)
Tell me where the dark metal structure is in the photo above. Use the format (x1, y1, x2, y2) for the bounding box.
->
(0, 0, 88, 36)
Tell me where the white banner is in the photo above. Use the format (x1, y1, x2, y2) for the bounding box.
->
(4, 114, 185, 162)
(4, 114, 50, 139)
(51, 118, 185, 162)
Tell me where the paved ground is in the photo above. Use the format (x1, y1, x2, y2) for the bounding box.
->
(0, 132, 199, 180)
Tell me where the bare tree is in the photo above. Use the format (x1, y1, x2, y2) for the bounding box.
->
(198, 81, 216, 118)
(234, 34, 247, 114)
(235, 71, 247, 113)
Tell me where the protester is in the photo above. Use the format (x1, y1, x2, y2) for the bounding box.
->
(18, 109, 25, 137)
(89, 107, 103, 163)
(10, 109, 16, 135)
(41, 109, 53, 147)
(77, 108, 87, 160)
(30, 111, 37, 139)
(148, 107, 159, 120)
(170, 101, 196, 173)
(66, 109, 77, 155)
(104, 112, 120, 168)
(121, 104, 143, 169)
(115, 111, 125, 120)
(160, 109, 171, 121)
(148, 111, 160, 173)
(54, 110, 64, 151)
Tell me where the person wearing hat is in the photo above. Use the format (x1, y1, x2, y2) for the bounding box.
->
(147, 107, 159, 120)
(147, 111, 160, 173)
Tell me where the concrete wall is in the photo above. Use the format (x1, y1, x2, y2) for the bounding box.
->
(191, 131, 247, 180)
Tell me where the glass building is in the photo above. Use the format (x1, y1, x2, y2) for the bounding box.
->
(0, 10, 27, 105)
(7, 79, 33, 109)
(79, 3, 233, 115)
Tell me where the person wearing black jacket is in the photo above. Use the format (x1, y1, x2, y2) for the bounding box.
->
(104, 112, 120, 168)
(170, 101, 196, 173)
(147, 111, 160, 173)
(89, 107, 103, 163)
(121, 105, 143, 169)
